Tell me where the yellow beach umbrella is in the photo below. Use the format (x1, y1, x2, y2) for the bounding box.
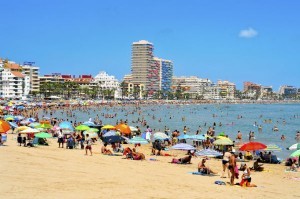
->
(101, 125, 116, 130)
(16, 126, 30, 131)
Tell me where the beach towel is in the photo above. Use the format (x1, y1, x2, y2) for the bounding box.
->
(188, 172, 218, 176)
(107, 154, 123, 156)
(215, 181, 226, 185)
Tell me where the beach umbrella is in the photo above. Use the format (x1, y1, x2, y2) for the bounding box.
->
(152, 132, 170, 141)
(20, 120, 30, 125)
(4, 115, 14, 120)
(213, 138, 233, 146)
(189, 134, 206, 141)
(103, 131, 118, 137)
(35, 123, 53, 129)
(16, 126, 30, 131)
(196, 149, 223, 157)
(128, 137, 148, 144)
(177, 134, 191, 140)
(35, 132, 52, 138)
(101, 125, 116, 130)
(287, 143, 300, 150)
(5, 116, 14, 121)
(82, 121, 95, 126)
(129, 126, 138, 132)
(115, 124, 131, 135)
(171, 143, 196, 151)
(87, 128, 99, 132)
(102, 135, 125, 144)
(28, 122, 41, 128)
(239, 142, 267, 151)
(9, 122, 18, 128)
(20, 128, 40, 134)
(290, 150, 300, 158)
(218, 132, 226, 136)
(0, 120, 11, 133)
(59, 121, 74, 131)
(263, 144, 282, 151)
(75, 125, 90, 131)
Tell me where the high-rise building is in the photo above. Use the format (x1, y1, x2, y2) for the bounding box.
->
(154, 57, 173, 93)
(131, 40, 154, 93)
(131, 40, 173, 96)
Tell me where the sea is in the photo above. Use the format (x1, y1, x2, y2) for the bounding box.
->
(47, 103, 300, 159)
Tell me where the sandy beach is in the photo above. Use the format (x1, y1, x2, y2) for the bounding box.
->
(1, 134, 299, 199)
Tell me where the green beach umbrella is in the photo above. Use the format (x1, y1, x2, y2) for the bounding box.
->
(290, 149, 300, 157)
(287, 143, 300, 150)
(35, 132, 52, 138)
(75, 125, 90, 131)
(213, 137, 233, 146)
(87, 128, 99, 132)
(218, 132, 225, 136)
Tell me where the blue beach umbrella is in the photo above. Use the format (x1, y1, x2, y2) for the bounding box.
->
(59, 121, 74, 131)
(177, 134, 191, 140)
(189, 134, 206, 141)
(102, 135, 124, 144)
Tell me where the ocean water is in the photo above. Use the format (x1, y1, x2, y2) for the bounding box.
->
(48, 103, 300, 159)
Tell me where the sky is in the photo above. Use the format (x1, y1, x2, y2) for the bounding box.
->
(1, 0, 300, 90)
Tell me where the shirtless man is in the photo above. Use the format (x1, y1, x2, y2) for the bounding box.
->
(229, 152, 236, 185)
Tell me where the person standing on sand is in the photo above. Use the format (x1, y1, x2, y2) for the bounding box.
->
(85, 134, 92, 156)
(221, 151, 231, 178)
(58, 129, 64, 148)
(229, 152, 236, 185)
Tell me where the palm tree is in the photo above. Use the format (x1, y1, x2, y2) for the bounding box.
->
(120, 81, 126, 99)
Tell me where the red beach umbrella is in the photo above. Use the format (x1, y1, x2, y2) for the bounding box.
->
(239, 142, 267, 151)
(0, 120, 11, 133)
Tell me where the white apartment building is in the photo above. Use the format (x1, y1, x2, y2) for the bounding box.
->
(22, 65, 40, 94)
(217, 80, 236, 99)
(93, 71, 121, 98)
(0, 61, 27, 98)
(172, 76, 212, 99)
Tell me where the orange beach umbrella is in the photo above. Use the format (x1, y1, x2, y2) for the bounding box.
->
(115, 124, 131, 135)
(0, 120, 11, 133)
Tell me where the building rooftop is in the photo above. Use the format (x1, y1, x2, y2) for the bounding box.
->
(4, 63, 22, 70)
(132, 40, 153, 45)
(11, 71, 25, 78)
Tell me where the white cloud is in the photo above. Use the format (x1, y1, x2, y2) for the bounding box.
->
(239, 28, 258, 38)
